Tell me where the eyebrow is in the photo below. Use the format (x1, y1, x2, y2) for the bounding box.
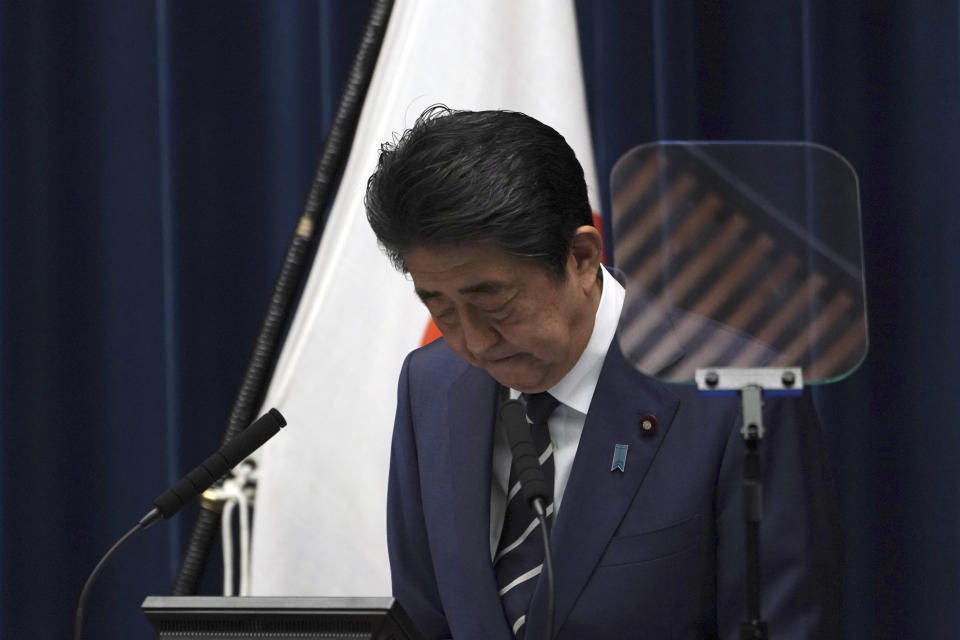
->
(415, 280, 510, 302)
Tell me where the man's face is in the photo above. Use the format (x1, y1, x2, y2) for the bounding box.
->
(405, 230, 602, 393)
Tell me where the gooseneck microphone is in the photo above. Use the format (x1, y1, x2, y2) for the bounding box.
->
(499, 398, 555, 640)
(152, 407, 286, 520)
(73, 409, 287, 640)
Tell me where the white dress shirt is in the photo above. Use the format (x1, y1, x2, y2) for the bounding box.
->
(489, 267, 626, 558)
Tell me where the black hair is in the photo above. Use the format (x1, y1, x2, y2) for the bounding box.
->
(364, 105, 592, 278)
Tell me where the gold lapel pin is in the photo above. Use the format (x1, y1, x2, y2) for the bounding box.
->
(640, 413, 657, 434)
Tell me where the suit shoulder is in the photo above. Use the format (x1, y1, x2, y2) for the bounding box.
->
(404, 337, 470, 384)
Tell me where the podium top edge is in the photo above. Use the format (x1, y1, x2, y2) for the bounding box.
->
(142, 595, 398, 611)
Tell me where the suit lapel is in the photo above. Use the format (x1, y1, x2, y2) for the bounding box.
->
(525, 339, 680, 638)
(447, 365, 512, 639)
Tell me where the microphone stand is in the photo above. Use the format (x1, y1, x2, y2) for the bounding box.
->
(739, 384, 767, 640)
(500, 398, 556, 640)
(73, 510, 160, 640)
(73, 410, 285, 640)
(531, 499, 555, 640)
(698, 367, 803, 640)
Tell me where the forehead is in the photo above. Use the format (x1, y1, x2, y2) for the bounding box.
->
(405, 243, 543, 297)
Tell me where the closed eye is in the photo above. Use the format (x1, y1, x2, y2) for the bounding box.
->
(473, 291, 517, 318)
(482, 306, 512, 323)
(431, 307, 457, 322)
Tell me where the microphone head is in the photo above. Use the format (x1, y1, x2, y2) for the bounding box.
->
(152, 408, 287, 519)
(219, 408, 286, 467)
(499, 399, 550, 508)
(266, 407, 287, 428)
(498, 398, 527, 432)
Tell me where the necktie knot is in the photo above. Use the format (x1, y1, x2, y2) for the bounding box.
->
(522, 392, 560, 426)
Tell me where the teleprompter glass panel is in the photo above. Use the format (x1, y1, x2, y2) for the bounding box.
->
(611, 142, 866, 385)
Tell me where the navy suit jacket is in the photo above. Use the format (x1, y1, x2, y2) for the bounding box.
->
(387, 336, 842, 639)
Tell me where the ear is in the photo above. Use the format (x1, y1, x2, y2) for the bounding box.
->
(568, 225, 604, 291)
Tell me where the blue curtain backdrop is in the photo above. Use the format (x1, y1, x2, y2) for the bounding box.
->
(1, 2, 957, 638)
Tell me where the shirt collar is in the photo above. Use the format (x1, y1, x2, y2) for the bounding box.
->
(547, 267, 625, 414)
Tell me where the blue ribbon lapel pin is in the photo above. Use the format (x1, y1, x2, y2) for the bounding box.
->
(611, 444, 629, 472)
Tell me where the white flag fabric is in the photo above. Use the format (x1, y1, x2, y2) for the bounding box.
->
(250, 0, 599, 596)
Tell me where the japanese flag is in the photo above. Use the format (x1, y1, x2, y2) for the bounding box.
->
(251, 0, 599, 595)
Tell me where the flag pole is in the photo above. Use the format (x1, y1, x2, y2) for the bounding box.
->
(172, 0, 396, 595)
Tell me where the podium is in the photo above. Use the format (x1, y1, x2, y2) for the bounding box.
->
(142, 596, 422, 639)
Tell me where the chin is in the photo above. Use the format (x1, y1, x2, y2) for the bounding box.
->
(486, 360, 550, 393)
(507, 381, 550, 394)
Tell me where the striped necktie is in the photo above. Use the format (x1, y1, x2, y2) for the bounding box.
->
(495, 392, 560, 638)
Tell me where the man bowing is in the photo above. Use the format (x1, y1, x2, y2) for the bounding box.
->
(365, 106, 841, 639)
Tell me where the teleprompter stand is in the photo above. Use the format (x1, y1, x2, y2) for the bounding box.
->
(696, 367, 804, 640)
(611, 141, 867, 638)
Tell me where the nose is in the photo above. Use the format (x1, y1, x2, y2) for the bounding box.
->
(459, 308, 500, 358)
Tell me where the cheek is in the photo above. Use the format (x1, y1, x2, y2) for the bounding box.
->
(503, 315, 569, 359)
(439, 328, 480, 364)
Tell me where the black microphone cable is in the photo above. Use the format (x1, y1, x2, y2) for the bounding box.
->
(73, 509, 161, 640)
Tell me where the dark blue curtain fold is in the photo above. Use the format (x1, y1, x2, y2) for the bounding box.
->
(1, 2, 957, 638)
(0, 1, 371, 636)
